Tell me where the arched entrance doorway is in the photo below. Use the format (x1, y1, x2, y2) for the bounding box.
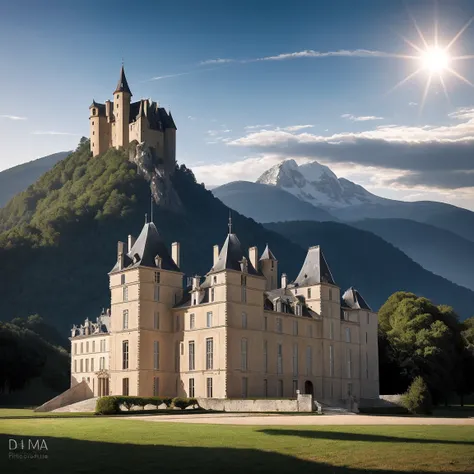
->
(304, 380, 314, 396)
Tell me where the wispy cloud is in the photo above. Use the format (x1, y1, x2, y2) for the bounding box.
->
(341, 114, 384, 122)
(199, 58, 235, 66)
(188, 116, 197, 120)
(281, 124, 314, 131)
(148, 72, 192, 81)
(32, 131, 79, 136)
(409, 102, 418, 107)
(244, 124, 274, 130)
(1, 115, 27, 120)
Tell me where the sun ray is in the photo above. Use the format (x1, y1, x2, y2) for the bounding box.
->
(400, 34, 425, 54)
(386, 68, 424, 95)
(446, 16, 474, 51)
(409, 13, 430, 49)
(419, 74, 433, 115)
(450, 55, 474, 61)
(439, 75, 451, 105)
(446, 67, 474, 87)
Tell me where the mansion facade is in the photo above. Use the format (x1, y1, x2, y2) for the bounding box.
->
(70, 219, 379, 402)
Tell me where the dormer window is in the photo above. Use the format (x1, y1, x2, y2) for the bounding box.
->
(93, 109, 96, 115)
(155, 256, 162, 268)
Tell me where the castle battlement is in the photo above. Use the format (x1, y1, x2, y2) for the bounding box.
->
(89, 66, 177, 169)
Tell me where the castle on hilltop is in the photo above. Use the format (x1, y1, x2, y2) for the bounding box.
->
(89, 66, 177, 168)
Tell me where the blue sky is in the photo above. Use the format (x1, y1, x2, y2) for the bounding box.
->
(1, 0, 474, 209)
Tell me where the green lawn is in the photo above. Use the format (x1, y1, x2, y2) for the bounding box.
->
(0, 413, 473, 474)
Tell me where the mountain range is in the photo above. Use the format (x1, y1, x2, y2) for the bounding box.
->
(0, 144, 472, 333)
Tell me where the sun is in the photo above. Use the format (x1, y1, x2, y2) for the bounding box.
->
(421, 47, 450, 73)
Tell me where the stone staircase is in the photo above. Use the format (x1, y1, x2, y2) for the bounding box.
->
(52, 397, 98, 413)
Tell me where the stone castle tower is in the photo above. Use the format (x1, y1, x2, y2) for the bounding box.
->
(89, 66, 177, 171)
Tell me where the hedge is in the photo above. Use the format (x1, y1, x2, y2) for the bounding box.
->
(95, 396, 199, 415)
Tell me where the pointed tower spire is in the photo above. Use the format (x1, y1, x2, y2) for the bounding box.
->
(114, 64, 132, 96)
(228, 210, 232, 234)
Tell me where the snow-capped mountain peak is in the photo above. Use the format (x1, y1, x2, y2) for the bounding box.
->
(256, 159, 385, 209)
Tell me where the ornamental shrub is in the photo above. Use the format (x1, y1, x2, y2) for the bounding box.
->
(95, 396, 120, 415)
(402, 376, 433, 415)
(172, 397, 200, 410)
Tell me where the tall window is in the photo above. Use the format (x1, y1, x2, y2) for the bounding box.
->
(86, 342, 89, 353)
(329, 344, 334, 376)
(92, 341, 95, 352)
(206, 338, 214, 370)
(307, 288, 312, 299)
(91, 358, 94, 372)
(190, 313, 195, 329)
(306, 346, 312, 376)
(122, 378, 129, 396)
(292, 343, 298, 376)
(277, 343, 283, 375)
(307, 324, 313, 338)
(347, 382, 353, 397)
(153, 377, 159, 396)
(264, 316, 268, 331)
(241, 338, 248, 371)
(366, 352, 369, 379)
(189, 341, 195, 370)
(80, 359, 83, 372)
(85, 359, 89, 372)
(154, 311, 160, 330)
(155, 272, 160, 283)
(154, 285, 160, 302)
(175, 341, 180, 372)
(241, 286, 247, 303)
(206, 377, 213, 398)
(329, 320, 334, 340)
(122, 341, 129, 370)
(295, 304, 302, 316)
(100, 357, 105, 370)
(123, 310, 129, 330)
(367, 313, 370, 324)
(345, 327, 351, 343)
(263, 340, 268, 373)
(329, 288, 333, 300)
(154, 341, 160, 370)
(81, 342, 83, 353)
(189, 378, 195, 397)
(74, 360, 77, 372)
(366, 332, 368, 344)
(211, 288, 215, 302)
(206, 312, 213, 328)
(123, 286, 128, 302)
(242, 312, 247, 329)
(293, 320, 298, 336)
(292, 379, 298, 396)
(100, 339, 105, 352)
(347, 349, 352, 378)
(242, 377, 248, 398)
(277, 379, 283, 397)
(276, 318, 282, 334)
(263, 379, 268, 397)
(121, 274, 125, 285)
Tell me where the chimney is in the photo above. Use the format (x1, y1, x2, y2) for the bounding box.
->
(281, 273, 287, 289)
(192, 275, 201, 291)
(172, 242, 180, 268)
(105, 100, 111, 121)
(249, 246, 258, 271)
(213, 245, 219, 266)
(128, 235, 136, 253)
(117, 241, 125, 270)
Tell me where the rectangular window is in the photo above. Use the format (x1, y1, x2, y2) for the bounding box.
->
(154, 341, 159, 370)
(307, 324, 313, 338)
(276, 318, 282, 334)
(123, 286, 128, 302)
(175, 315, 180, 331)
(277, 343, 283, 375)
(264, 316, 268, 331)
(329, 320, 334, 340)
(329, 344, 334, 377)
(123, 310, 129, 330)
(206, 377, 213, 398)
(206, 338, 214, 370)
(343, 311, 349, 321)
(81, 342, 83, 353)
(345, 327, 351, 343)
(154, 311, 160, 330)
(293, 320, 298, 336)
(277, 379, 283, 397)
(80, 359, 83, 372)
(92, 341, 95, 352)
(329, 288, 333, 301)
(154, 285, 160, 302)
(242, 377, 248, 398)
(306, 346, 312, 376)
(347, 349, 352, 378)
(190, 313, 195, 329)
(366, 332, 368, 344)
(153, 377, 159, 396)
(263, 379, 268, 397)
(292, 343, 298, 376)
(100, 339, 105, 352)
(206, 311, 213, 328)
(292, 379, 298, 396)
(241, 338, 248, 371)
(100, 357, 104, 370)
(307, 288, 312, 299)
(74, 360, 77, 372)
(121, 274, 125, 285)
(347, 382, 353, 396)
(86, 342, 89, 353)
(174, 342, 180, 372)
(85, 359, 89, 372)
(241, 286, 247, 303)
(189, 341, 195, 370)
(366, 352, 369, 379)
(367, 313, 370, 324)
(189, 378, 195, 397)
(155, 272, 160, 283)
(123, 340, 129, 370)
(263, 340, 268, 373)
(211, 288, 215, 302)
(242, 312, 247, 329)
(122, 378, 129, 396)
(91, 358, 94, 372)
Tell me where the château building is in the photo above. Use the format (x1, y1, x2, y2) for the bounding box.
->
(89, 65, 177, 175)
(70, 218, 380, 402)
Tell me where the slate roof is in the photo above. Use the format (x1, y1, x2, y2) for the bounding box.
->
(128, 100, 177, 131)
(260, 244, 277, 261)
(110, 222, 180, 273)
(209, 233, 260, 275)
(342, 287, 372, 311)
(264, 288, 318, 318)
(114, 66, 132, 96)
(293, 246, 336, 287)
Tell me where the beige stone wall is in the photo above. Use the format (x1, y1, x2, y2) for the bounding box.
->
(113, 92, 130, 148)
